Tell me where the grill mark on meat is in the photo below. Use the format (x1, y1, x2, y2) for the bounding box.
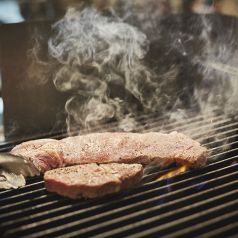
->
(11, 132, 207, 172)
(44, 163, 143, 199)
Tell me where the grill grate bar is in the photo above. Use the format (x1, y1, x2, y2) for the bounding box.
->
(142, 116, 230, 134)
(160, 211, 238, 238)
(135, 117, 238, 148)
(98, 192, 238, 238)
(192, 121, 238, 139)
(0, 181, 44, 198)
(166, 118, 232, 135)
(141, 119, 232, 140)
(60, 186, 238, 238)
(0, 181, 44, 196)
(209, 146, 238, 160)
(0, 114, 233, 154)
(0, 187, 47, 205)
(6, 186, 238, 236)
(204, 140, 238, 156)
(0, 194, 59, 213)
(128, 201, 238, 238)
(0, 112, 223, 150)
(0, 111, 160, 148)
(208, 140, 238, 153)
(68, 111, 195, 134)
(86, 113, 226, 135)
(197, 126, 238, 143)
(204, 133, 238, 147)
(0, 154, 237, 223)
(203, 125, 238, 141)
(196, 222, 238, 238)
(0, 113, 229, 153)
(5, 168, 237, 237)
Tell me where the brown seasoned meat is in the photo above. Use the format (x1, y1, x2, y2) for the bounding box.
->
(61, 132, 207, 168)
(11, 132, 207, 172)
(11, 139, 63, 172)
(11, 139, 58, 154)
(44, 163, 143, 199)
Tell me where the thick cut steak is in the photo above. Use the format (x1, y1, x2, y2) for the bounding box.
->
(11, 132, 207, 172)
(11, 139, 63, 172)
(44, 163, 143, 198)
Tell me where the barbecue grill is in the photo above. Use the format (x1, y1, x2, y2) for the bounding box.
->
(0, 112, 237, 238)
(1, 4, 238, 237)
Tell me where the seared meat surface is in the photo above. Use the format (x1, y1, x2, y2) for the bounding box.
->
(44, 163, 143, 199)
(11, 139, 63, 172)
(11, 132, 207, 172)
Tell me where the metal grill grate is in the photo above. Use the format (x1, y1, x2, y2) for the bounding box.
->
(0, 113, 238, 238)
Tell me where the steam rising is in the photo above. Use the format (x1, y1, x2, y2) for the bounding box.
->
(194, 16, 238, 116)
(46, 6, 238, 135)
(48, 7, 155, 131)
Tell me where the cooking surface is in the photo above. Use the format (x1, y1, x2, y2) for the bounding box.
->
(0, 112, 237, 238)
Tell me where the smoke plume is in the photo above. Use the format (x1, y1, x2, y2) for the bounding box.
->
(46, 5, 238, 136)
(48, 7, 174, 132)
(194, 16, 238, 117)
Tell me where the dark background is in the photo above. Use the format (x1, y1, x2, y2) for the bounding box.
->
(0, 0, 238, 141)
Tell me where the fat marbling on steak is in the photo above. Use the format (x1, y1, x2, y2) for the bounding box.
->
(44, 163, 143, 198)
(11, 132, 207, 172)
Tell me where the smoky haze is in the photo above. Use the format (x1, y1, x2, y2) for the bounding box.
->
(193, 16, 238, 117)
(46, 6, 238, 135)
(48, 7, 180, 133)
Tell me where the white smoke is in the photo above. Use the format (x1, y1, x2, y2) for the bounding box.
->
(28, 36, 50, 86)
(45, 5, 238, 136)
(193, 16, 238, 117)
(48, 7, 172, 132)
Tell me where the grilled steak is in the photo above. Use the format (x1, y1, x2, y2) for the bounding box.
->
(44, 163, 143, 198)
(11, 139, 63, 172)
(11, 132, 207, 172)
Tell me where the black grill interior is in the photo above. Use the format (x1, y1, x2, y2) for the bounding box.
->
(0, 113, 238, 238)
